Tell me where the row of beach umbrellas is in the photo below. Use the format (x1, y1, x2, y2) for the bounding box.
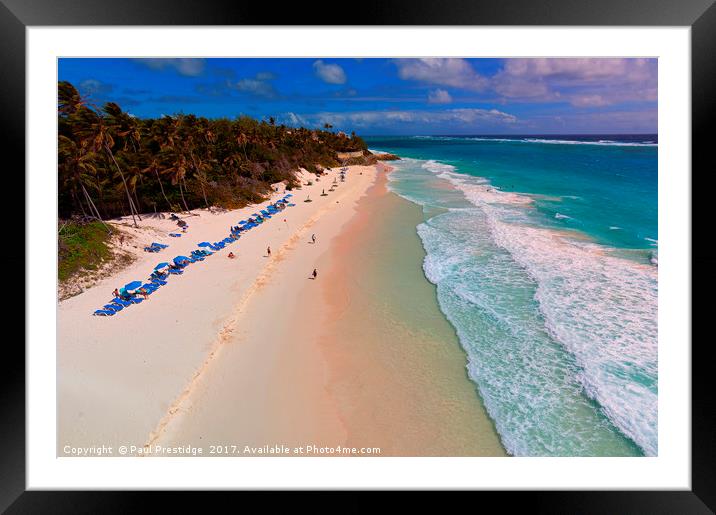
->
(93, 194, 295, 316)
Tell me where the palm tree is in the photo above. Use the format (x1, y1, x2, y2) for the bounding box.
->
(58, 135, 111, 232)
(162, 147, 191, 213)
(74, 106, 141, 226)
(142, 156, 172, 211)
(104, 102, 145, 219)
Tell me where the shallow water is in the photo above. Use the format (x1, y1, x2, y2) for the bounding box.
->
(318, 170, 507, 456)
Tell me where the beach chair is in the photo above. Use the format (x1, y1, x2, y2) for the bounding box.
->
(111, 298, 132, 307)
(168, 269, 183, 275)
(104, 303, 123, 312)
(169, 233, 182, 238)
(150, 278, 168, 286)
(93, 309, 115, 316)
(128, 296, 144, 304)
(152, 242, 169, 248)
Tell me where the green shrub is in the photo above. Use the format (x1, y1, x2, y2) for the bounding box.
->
(58, 221, 112, 282)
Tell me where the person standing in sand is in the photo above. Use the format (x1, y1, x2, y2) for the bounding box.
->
(311, 234, 316, 244)
(312, 268, 318, 279)
(267, 246, 271, 257)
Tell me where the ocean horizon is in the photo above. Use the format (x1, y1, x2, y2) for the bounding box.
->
(368, 134, 658, 457)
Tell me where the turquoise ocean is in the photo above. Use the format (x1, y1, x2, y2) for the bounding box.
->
(367, 135, 658, 457)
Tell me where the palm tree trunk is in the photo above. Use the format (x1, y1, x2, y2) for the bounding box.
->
(105, 145, 140, 226)
(72, 187, 88, 217)
(155, 170, 172, 210)
(200, 181, 209, 209)
(189, 151, 210, 210)
(178, 179, 190, 212)
(81, 183, 111, 233)
(133, 188, 142, 216)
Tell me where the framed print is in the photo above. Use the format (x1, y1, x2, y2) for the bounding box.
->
(3, 0, 715, 511)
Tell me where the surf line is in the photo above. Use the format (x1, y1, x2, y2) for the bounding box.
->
(141, 190, 356, 452)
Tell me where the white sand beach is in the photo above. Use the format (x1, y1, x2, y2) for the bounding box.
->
(58, 165, 378, 454)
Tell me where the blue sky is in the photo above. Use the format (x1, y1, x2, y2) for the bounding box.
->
(58, 58, 657, 135)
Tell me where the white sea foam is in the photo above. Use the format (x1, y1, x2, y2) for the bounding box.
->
(554, 213, 571, 220)
(523, 138, 657, 147)
(408, 135, 657, 147)
(422, 161, 533, 206)
(419, 162, 658, 456)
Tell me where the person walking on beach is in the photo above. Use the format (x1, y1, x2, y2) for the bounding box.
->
(312, 268, 318, 280)
(267, 246, 271, 257)
(311, 234, 316, 244)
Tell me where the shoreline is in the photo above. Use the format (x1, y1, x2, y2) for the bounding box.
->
(314, 165, 506, 456)
(146, 162, 505, 456)
(58, 161, 506, 457)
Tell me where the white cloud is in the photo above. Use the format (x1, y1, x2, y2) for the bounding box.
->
(492, 58, 657, 106)
(569, 94, 610, 107)
(393, 58, 489, 91)
(534, 109, 657, 133)
(233, 78, 276, 98)
(393, 58, 657, 108)
(282, 112, 309, 126)
(134, 58, 206, 77)
(281, 107, 517, 129)
(427, 89, 452, 104)
(313, 60, 347, 84)
(229, 72, 279, 98)
(501, 58, 654, 83)
(79, 78, 113, 95)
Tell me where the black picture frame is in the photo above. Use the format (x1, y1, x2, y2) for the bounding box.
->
(3, 0, 713, 511)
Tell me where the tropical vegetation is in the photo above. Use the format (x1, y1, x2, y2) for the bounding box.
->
(58, 80, 370, 224)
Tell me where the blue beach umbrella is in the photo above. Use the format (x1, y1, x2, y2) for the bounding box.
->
(197, 242, 213, 248)
(154, 262, 169, 270)
(173, 256, 190, 264)
(124, 280, 143, 291)
(238, 220, 247, 224)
